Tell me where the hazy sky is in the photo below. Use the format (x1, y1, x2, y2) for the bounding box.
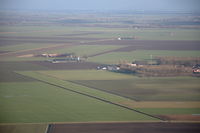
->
(0, 0, 200, 11)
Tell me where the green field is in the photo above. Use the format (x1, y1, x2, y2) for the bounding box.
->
(17, 71, 132, 103)
(33, 70, 200, 101)
(0, 80, 157, 123)
(0, 26, 102, 37)
(16, 70, 200, 117)
(1, 26, 200, 40)
(37, 70, 134, 80)
(82, 28, 200, 40)
(88, 50, 200, 64)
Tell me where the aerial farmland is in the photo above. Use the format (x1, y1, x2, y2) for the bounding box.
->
(0, 5, 200, 133)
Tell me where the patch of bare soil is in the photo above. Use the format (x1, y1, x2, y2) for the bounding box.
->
(49, 122, 200, 133)
(157, 115, 200, 121)
(31, 61, 101, 70)
(0, 51, 10, 54)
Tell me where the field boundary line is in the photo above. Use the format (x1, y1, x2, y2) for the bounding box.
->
(1, 121, 200, 125)
(68, 80, 140, 101)
(87, 45, 127, 57)
(37, 79, 166, 121)
(21, 72, 166, 121)
(33, 71, 139, 101)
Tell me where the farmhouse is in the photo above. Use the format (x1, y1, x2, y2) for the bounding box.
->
(132, 61, 148, 66)
(37, 53, 74, 58)
(117, 36, 136, 40)
(97, 65, 120, 71)
(51, 57, 80, 63)
(107, 65, 120, 71)
(193, 64, 200, 74)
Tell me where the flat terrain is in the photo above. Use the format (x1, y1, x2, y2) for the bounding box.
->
(0, 11, 200, 132)
(30, 70, 200, 120)
(0, 81, 157, 123)
(73, 77, 200, 101)
(34, 70, 200, 101)
(31, 61, 101, 70)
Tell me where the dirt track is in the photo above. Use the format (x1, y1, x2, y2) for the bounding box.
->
(48, 122, 200, 133)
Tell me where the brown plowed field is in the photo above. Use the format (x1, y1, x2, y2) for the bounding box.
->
(88, 40, 200, 57)
(0, 36, 101, 46)
(0, 71, 35, 82)
(49, 122, 200, 133)
(0, 38, 111, 57)
(57, 32, 102, 37)
(0, 43, 73, 57)
(0, 36, 100, 42)
(0, 40, 25, 46)
(0, 51, 10, 54)
(157, 115, 200, 121)
(0, 39, 73, 46)
(31, 61, 101, 70)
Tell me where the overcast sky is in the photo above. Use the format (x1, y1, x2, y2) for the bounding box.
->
(0, 0, 200, 12)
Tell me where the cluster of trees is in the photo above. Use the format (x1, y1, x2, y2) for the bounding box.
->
(155, 56, 200, 67)
(136, 65, 192, 77)
(117, 57, 200, 77)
